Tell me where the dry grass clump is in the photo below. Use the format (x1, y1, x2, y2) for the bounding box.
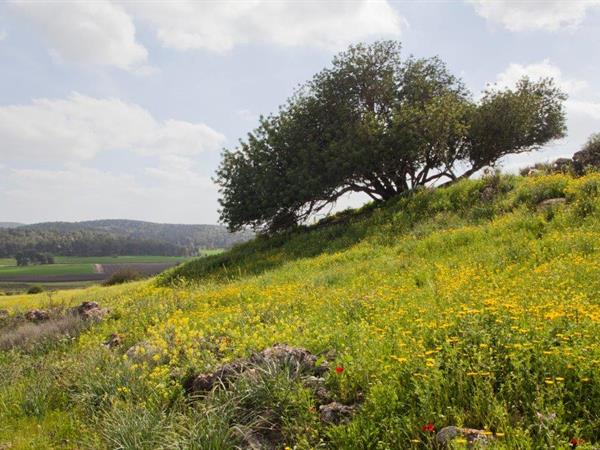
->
(0, 312, 87, 351)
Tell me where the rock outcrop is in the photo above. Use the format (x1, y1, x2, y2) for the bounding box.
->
(70, 301, 109, 321)
(319, 401, 354, 425)
(24, 309, 49, 322)
(538, 197, 566, 209)
(189, 344, 328, 394)
(103, 333, 122, 349)
(436, 426, 494, 447)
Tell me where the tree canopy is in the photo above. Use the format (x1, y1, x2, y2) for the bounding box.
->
(15, 250, 54, 266)
(573, 133, 600, 175)
(216, 41, 567, 233)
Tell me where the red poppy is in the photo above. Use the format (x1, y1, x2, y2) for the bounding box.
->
(569, 438, 581, 448)
(421, 423, 435, 433)
(335, 366, 344, 374)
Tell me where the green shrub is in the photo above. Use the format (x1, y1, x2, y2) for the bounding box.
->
(96, 403, 171, 450)
(27, 285, 44, 295)
(511, 174, 569, 208)
(573, 133, 600, 175)
(104, 269, 142, 286)
(565, 173, 600, 217)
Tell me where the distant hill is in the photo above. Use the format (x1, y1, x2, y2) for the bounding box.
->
(0, 222, 23, 228)
(0, 220, 253, 257)
(21, 219, 253, 249)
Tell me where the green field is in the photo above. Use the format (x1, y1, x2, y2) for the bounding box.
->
(0, 255, 204, 287)
(0, 263, 94, 277)
(54, 255, 196, 264)
(0, 255, 201, 278)
(0, 280, 97, 293)
(0, 255, 212, 268)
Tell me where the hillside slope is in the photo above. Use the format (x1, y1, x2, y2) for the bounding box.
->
(1, 173, 600, 449)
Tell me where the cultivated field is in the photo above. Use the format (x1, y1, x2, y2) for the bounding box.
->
(0, 255, 200, 292)
(54, 256, 198, 264)
(0, 263, 95, 278)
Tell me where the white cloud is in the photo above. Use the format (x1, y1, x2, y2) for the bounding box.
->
(493, 59, 588, 94)
(491, 60, 600, 168)
(144, 154, 215, 188)
(469, 0, 600, 32)
(568, 100, 600, 120)
(0, 30, 6, 41)
(2, 164, 220, 223)
(0, 92, 225, 222)
(8, 0, 404, 66)
(9, 0, 147, 70)
(0, 92, 225, 161)
(236, 109, 260, 123)
(125, 0, 405, 52)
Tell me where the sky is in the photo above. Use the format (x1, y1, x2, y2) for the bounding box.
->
(1, 1, 599, 225)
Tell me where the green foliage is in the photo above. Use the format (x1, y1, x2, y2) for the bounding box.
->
(4, 174, 600, 448)
(15, 250, 54, 266)
(216, 41, 566, 232)
(96, 403, 172, 450)
(161, 174, 517, 285)
(468, 78, 566, 172)
(566, 173, 600, 217)
(0, 262, 94, 278)
(573, 133, 600, 175)
(103, 268, 143, 286)
(510, 174, 569, 208)
(26, 285, 44, 295)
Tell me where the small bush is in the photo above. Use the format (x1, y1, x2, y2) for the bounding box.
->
(104, 269, 143, 286)
(573, 133, 600, 175)
(565, 173, 600, 217)
(96, 403, 171, 450)
(511, 174, 568, 208)
(27, 285, 44, 294)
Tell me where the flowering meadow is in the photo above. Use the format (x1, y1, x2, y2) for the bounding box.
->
(1, 173, 600, 449)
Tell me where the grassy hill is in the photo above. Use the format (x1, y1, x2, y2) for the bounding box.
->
(1, 173, 600, 449)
